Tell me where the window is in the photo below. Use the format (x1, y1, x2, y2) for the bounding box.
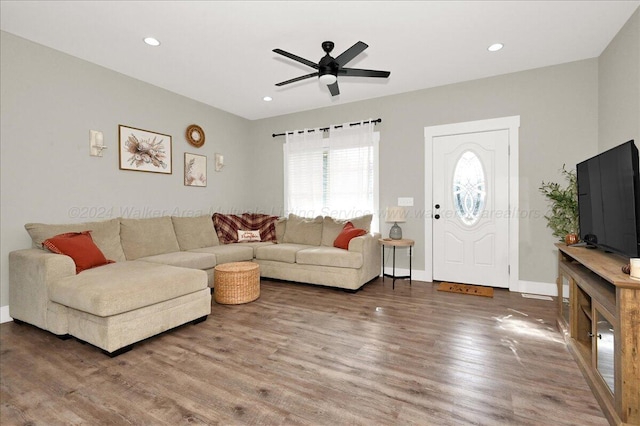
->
(452, 150, 486, 226)
(284, 123, 379, 230)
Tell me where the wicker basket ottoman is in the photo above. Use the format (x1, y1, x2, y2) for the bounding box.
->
(214, 262, 260, 304)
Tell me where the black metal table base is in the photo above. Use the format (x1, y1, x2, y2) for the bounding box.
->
(381, 245, 412, 289)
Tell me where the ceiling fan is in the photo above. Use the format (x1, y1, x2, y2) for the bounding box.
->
(273, 41, 391, 96)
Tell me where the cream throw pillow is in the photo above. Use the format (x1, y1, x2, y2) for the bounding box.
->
(238, 229, 261, 242)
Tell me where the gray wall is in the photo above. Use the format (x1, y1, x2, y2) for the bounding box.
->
(249, 59, 599, 286)
(0, 32, 253, 309)
(599, 8, 640, 151)
(2, 8, 638, 313)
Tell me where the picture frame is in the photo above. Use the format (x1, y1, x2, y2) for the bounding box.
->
(184, 153, 207, 187)
(119, 125, 172, 174)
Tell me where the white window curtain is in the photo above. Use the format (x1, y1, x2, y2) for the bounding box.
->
(284, 122, 379, 231)
(284, 128, 325, 217)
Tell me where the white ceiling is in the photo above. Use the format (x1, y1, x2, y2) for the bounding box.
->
(1, 1, 638, 120)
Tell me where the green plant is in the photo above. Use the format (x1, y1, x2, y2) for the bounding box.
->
(539, 165, 579, 240)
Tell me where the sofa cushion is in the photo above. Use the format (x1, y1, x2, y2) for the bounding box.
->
(320, 215, 373, 246)
(138, 251, 216, 270)
(171, 215, 219, 250)
(49, 261, 208, 317)
(236, 241, 277, 257)
(120, 216, 180, 260)
(282, 214, 323, 245)
(189, 245, 254, 264)
(43, 231, 113, 273)
(255, 244, 312, 264)
(333, 222, 367, 250)
(25, 218, 126, 262)
(275, 217, 287, 242)
(296, 247, 364, 269)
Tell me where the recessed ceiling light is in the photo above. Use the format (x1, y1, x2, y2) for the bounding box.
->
(143, 37, 161, 47)
(488, 43, 504, 52)
(263, 96, 273, 102)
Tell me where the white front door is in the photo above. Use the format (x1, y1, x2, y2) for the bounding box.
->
(432, 130, 510, 288)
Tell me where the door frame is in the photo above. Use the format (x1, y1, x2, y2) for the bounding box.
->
(424, 116, 520, 291)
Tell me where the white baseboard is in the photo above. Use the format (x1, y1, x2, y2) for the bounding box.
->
(515, 280, 558, 297)
(1, 305, 12, 324)
(381, 270, 558, 297)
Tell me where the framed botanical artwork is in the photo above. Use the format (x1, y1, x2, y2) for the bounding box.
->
(119, 125, 172, 174)
(184, 153, 207, 187)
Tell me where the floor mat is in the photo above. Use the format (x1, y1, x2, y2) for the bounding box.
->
(437, 282, 494, 298)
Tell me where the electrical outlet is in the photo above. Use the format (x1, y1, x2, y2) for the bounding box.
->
(398, 197, 413, 206)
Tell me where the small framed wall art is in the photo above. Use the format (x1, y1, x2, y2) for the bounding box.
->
(184, 153, 207, 187)
(119, 125, 172, 174)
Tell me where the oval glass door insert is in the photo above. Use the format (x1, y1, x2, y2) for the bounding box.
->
(453, 151, 486, 226)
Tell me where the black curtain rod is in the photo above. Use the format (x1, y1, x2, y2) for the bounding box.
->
(272, 118, 382, 138)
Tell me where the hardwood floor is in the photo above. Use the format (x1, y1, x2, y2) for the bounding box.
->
(1, 278, 607, 425)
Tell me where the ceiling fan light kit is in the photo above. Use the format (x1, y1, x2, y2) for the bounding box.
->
(273, 40, 390, 96)
(319, 73, 337, 86)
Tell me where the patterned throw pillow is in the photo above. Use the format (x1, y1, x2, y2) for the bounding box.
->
(43, 231, 114, 273)
(238, 230, 261, 242)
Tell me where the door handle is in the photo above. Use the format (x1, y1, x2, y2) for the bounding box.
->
(435, 204, 440, 209)
(434, 214, 440, 220)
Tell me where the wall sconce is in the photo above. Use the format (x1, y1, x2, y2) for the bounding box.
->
(89, 130, 107, 157)
(215, 153, 224, 172)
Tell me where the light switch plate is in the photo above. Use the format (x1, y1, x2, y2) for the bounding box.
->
(398, 197, 414, 206)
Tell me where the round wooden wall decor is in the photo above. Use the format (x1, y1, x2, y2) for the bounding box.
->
(186, 124, 205, 148)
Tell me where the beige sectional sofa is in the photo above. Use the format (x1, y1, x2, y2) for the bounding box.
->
(9, 213, 380, 356)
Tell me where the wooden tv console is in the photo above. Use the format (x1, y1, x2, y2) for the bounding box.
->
(556, 244, 639, 425)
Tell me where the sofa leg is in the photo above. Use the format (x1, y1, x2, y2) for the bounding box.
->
(104, 344, 133, 358)
(12, 318, 25, 325)
(192, 315, 208, 325)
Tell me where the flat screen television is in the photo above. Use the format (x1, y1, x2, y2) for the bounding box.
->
(576, 140, 640, 258)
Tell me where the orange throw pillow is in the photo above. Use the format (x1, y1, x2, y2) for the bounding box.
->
(43, 231, 113, 273)
(333, 222, 367, 250)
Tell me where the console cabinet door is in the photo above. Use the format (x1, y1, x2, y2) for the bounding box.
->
(594, 309, 615, 395)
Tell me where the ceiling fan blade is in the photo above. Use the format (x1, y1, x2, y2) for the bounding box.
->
(328, 81, 340, 96)
(275, 72, 319, 86)
(334, 41, 368, 67)
(340, 68, 390, 78)
(273, 49, 318, 69)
